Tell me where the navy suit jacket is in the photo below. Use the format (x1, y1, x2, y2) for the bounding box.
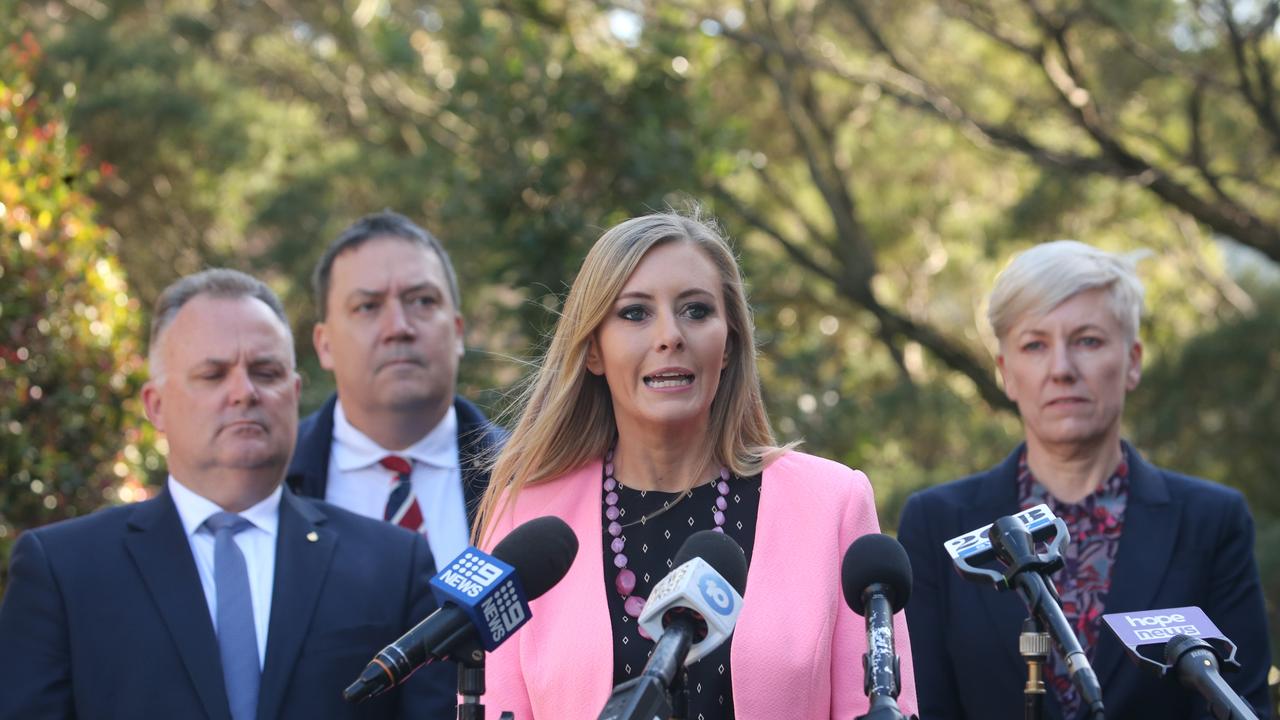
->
(287, 394, 505, 529)
(0, 487, 456, 720)
(898, 442, 1272, 719)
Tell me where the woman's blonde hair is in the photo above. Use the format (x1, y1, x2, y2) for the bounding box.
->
(988, 239, 1146, 344)
(474, 209, 785, 543)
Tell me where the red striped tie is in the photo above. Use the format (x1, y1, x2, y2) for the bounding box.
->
(379, 455, 425, 535)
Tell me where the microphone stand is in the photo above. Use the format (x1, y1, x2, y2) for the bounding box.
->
(1020, 616, 1049, 720)
(596, 619, 694, 720)
(990, 517, 1105, 720)
(854, 698, 913, 720)
(853, 582, 916, 720)
(456, 638, 486, 720)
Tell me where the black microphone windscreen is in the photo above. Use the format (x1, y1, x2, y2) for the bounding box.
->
(491, 515, 580, 600)
(673, 529, 748, 595)
(1165, 633, 1214, 666)
(841, 533, 912, 616)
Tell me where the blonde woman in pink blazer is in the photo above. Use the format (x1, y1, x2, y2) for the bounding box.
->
(474, 209, 917, 719)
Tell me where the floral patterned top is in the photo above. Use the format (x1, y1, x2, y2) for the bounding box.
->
(1016, 449, 1129, 720)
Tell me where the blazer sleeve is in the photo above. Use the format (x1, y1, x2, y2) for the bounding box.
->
(830, 467, 919, 718)
(468, 499, 534, 719)
(1201, 489, 1273, 718)
(0, 531, 75, 720)
(897, 492, 965, 720)
(396, 531, 459, 720)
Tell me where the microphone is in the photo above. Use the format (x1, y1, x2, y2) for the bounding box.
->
(1165, 635, 1258, 720)
(344, 515, 579, 703)
(841, 533, 913, 720)
(945, 505, 1106, 719)
(1102, 606, 1257, 719)
(987, 515, 1106, 719)
(597, 529, 748, 720)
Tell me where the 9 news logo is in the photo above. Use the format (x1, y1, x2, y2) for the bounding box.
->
(438, 551, 505, 598)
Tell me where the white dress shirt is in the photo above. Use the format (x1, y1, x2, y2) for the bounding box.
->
(168, 476, 280, 669)
(325, 400, 469, 572)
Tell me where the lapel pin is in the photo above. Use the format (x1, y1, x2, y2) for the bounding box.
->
(306, 531, 319, 543)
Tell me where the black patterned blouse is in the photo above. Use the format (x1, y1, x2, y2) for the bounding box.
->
(601, 471, 762, 720)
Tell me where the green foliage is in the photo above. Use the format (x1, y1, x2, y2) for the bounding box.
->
(0, 31, 160, 591)
(1132, 287, 1280, 519)
(1131, 285, 1280, 663)
(8, 0, 1280, 673)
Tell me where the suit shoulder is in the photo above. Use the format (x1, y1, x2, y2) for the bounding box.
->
(455, 395, 508, 445)
(1158, 467, 1248, 510)
(903, 472, 990, 510)
(296, 395, 336, 443)
(764, 450, 870, 497)
(297, 408, 322, 436)
(23, 501, 138, 546)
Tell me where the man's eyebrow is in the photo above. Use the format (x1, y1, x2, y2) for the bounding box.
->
(348, 281, 441, 299)
(400, 282, 442, 294)
(188, 357, 230, 373)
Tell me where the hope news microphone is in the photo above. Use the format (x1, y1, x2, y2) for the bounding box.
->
(1102, 606, 1258, 720)
(841, 533, 915, 720)
(597, 529, 748, 720)
(344, 515, 579, 703)
(944, 505, 1106, 719)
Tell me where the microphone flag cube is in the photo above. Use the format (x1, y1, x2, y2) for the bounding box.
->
(1102, 606, 1239, 677)
(943, 503, 1059, 564)
(638, 557, 743, 665)
(430, 547, 530, 651)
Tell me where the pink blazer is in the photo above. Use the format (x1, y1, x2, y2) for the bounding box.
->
(481, 451, 918, 719)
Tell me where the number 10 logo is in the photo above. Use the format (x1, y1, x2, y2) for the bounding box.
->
(700, 574, 735, 616)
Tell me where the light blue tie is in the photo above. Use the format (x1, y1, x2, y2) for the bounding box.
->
(205, 511, 260, 720)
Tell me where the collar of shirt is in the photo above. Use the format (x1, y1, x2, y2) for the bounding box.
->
(168, 475, 283, 540)
(1016, 447, 1130, 516)
(331, 399, 459, 473)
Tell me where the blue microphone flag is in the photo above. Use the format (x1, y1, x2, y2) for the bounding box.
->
(430, 547, 530, 651)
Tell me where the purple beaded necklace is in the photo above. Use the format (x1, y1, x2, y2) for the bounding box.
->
(603, 447, 731, 628)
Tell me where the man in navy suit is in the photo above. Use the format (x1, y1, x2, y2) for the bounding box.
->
(0, 269, 454, 719)
(288, 211, 504, 571)
(898, 241, 1272, 718)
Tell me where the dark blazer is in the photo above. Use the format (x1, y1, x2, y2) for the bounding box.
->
(898, 442, 1272, 720)
(287, 394, 505, 527)
(0, 486, 456, 720)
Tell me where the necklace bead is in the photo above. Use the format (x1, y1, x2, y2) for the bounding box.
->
(603, 449, 731, 628)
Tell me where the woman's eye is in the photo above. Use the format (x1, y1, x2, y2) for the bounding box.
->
(684, 302, 712, 320)
(619, 306, 648, 322)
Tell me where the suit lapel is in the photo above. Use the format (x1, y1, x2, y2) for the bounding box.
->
(124, 492, 232, 720)
(455, 397, 486, 527)
(456, 395, 505, 528)
(1090, 445, 1177, 697)
(256, 490, 336, 720)
(518, 462, 614, 715)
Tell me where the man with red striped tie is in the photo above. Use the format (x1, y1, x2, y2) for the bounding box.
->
(287, 210, 506, 581)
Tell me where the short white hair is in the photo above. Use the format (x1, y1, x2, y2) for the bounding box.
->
(988, 240, 1145, 343)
